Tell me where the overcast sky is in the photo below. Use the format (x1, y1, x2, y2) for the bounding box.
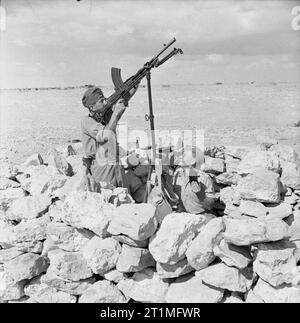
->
(0, 0, 300, 88)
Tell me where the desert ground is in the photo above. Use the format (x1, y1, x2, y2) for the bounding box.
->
(0, 82, 300, 164)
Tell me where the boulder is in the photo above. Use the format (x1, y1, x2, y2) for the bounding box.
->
(81, 237, 121, 275)
(0, 248, 24, 263)
(4, 253, 48, 283)
(252, 278, 300, 303)
(0, 178, 20, 190)
(112, 235, 148, 248)
(253, 240, 297, 287)
(219, 186, 241, 207)
(270, 144, 300, 164)
(222, 292, 244, 303)
(109, 187, 134, 206)
(256, 135, 278, 149)
(60, 191, 115, 237)
(237, 151, 280, 175)
(198, 263, 253, 293)
(224, 146, 250, 160)
(23, 154, 44, 167)
(156, 258, 194, 278)
(107, 203, 157, 241)
(213, 238, 252, 269)
(0, 162, 18, 179)
(47, 249, 93, 281)
(266, 203, 293, 220)
(165, 273, 224, 303)
(239, 200, 267, 218)
(117, 268, 169, 303)
(0, 271, 26, 301)
(202, 156, 225, 174)
(103, 269, 127, 283)
(245, 290, 264, 303)
(223, 218, 290, 246)
(281, 161, 300, 190)
(46, 222, 94, 252)
(225, 155, 240, 173)
(79, 280, 127, 303)
(8, 296, 37, 303)
(116, 244, 155, 273)
(0, 188, 26, 211)
(40, 269, 96, 295)
(7, 194, 52, 221)
(236, 170, 281, 203)
(216, 172, 240, 186)
(186, 218, 224, 270)
(290, 210, 300, 241)
(46, 148, 74, 176)
(14, 240, 44, 254)
(149, 213, 213, 264)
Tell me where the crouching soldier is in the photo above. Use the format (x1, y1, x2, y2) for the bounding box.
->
(81, 85, 138, 190)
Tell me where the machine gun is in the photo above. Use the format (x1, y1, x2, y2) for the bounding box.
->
(100, 38, 183, 123)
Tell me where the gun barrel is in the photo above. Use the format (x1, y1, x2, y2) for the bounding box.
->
(152, 37, 176, 62)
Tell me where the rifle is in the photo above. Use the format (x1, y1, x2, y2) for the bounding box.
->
(99, 38, 183, 123)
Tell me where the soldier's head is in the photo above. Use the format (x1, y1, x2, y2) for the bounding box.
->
(82, 86, 107, 115)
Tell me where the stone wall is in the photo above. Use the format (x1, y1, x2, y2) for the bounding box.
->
(1, 140, 300, 303)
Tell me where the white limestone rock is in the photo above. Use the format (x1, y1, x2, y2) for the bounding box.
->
(0, 178, 20, 190)
(156, 258, 194, 278)
(103, 269, 127, 283)
(79, 280, 127, 303)
(23, 154, 44, 167)
(223, 217, 290, 246)
(112, 235, 148, 248)
(266, 203, 293, 220)
(213, 238, 252, 269)
(236, 170, 281, 203)
(290, 210, 300, 241)
(107, 203, 158, 241)
(0, 271, 26, 301)
(186, 218, 224, 270)
(239, 200, 267, 218)
(0, 188, 26, 211)
(199, 263, 254, 293)
(47, 249, 93, 281)
(82, 237, 121, 275)
(149, 212, 213, 264)
(0, 248, 24, 263)
(116, 244, 155, 273)
(117, 268, 169, 303)
(60, 191, 115, 237)
(253, 240, 297, 287)
(280, 161, 300, 190)
(165, 273, 224, 303)
(202, 156, 225, 174)
(4, 253, 48, 283)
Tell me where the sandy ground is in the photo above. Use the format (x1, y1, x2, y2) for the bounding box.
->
(1, 83, 300, 164)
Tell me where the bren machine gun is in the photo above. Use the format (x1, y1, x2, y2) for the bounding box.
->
(100, 37, 183, 201)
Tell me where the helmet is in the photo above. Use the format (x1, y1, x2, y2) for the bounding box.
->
(82, 86, 104, 108)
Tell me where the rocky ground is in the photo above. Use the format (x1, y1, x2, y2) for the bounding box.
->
(1, 136, 300, 303)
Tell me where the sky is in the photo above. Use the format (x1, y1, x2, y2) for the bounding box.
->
(0, 0, 300, 88)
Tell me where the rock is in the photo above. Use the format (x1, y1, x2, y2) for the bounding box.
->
(24, 276, 77, 303)
(46, 148, 74, 176)
(4, 253, 48, 282)
(224, 146, 250, 160)
(165, 273, 224, 303)
(290, 210, 300, 241)
(225, 155, 240, 173)
(81, 237, 121, 275)
(107, 203, 157, 241)
(109, 187, 134, 206)
(103, 269, 127, 283)
(202, 156, 225, 174)
(79, 280, 127, 303)
(256, 135, 278, 149)
(213, 238, 252, 269)
(253, 240, 297, 287)
(216, 172, 240, 186)
(219, 186, 241, 207)
(40, 269, 96, 295)
(266, 203, 293, 220)
(186, 218, 224, 270)
(46, 222, 94, 252)
(112, 235, 148, 248)
(149, 213, 213, 264)
(116, 245, 155, 273)
(8, 296, 37, 303)
(0, 220, 13, 248)
(0, 248, 24, 263)
(0, 162, 18, 179)
(65, 155, 83, 174)
(282, 194, 299, 205)
(199, 263, 253, 293)
(239, 200, 267, 218)
(47, 249, 93, 281)
(222, 292, 244, 303)
(0, 271, 26, 301)
(7, 194, 51, 221)
(60, 191, 115, 237)
(270, 144, 300, 164)
(252, 278, 300, 303)
(14, 240, 44, 254)
(0, 178, 20, 190)
(117, 268, 169, 303)
(223, 218, 290, 246)
(237, 151, 280, 175)
(245, 290, 264, 303)
(0, 188, 26, 211)
(236, 170, 281, 203)
(23, 154, 44, 167)
(156, 258, 194, 278)
(280, 161, 300, 190)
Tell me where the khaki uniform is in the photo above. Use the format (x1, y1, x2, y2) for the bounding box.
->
(81, 116, 127, 188)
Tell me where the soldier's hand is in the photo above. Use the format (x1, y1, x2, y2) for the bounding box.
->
(113, 99, 126, 116)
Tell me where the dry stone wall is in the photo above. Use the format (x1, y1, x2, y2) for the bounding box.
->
(1, 140, 300, 303)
